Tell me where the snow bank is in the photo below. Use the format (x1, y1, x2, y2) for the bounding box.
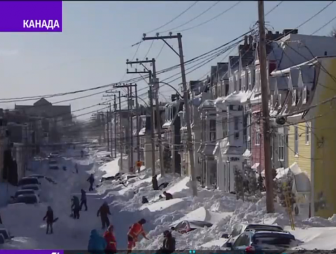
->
(165, 176, 189, 195)
(99, 157, 120, 178)
(140, 198, 184, 212)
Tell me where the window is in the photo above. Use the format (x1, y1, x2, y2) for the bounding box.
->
(234, 116, 239, 131)
(305, 123, 310, 145)
(292, 90, 296, 106)
(209, 119, 216, 141)
(234, 132, 239, 140)
(278, 134, 284, 161)
(255, 132, 261, 145)
(294, 125, 299, 155)
(236, 73, 240, 92)
(222, 117, 227, 138)
(255, 68, 260, 91)
(302, 87, 307, 104)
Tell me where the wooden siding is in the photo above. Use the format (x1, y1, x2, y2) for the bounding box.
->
(287, 122, 311, 179)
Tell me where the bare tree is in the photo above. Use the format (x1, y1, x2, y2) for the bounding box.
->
(329, 27, 336, 37)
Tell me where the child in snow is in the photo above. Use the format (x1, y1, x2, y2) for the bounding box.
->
(88, 229, 107, 254)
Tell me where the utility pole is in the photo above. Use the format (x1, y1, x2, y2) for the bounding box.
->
(143, 33, 197, 196)
(258, 0, 274, 213)
(106, 89, 123, 172)
(134, 83, 140, 165)
(106, 110, 110, 152)
(122, 85, 140, 165)
(129, 85, 134, 170)
(126, 61, 156, 176)
(126, 58, 164, 176)
(113, 94, 117, 158)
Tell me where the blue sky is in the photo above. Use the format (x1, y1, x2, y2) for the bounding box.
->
(0, 1, 335, 119)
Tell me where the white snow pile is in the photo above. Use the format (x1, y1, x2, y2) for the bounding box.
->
(1, 147, 336, 250)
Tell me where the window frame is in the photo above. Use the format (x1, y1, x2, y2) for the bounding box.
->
(305, 123, 310, 145)
(278, 134, 284, 161)
(294, 125, 299, 155)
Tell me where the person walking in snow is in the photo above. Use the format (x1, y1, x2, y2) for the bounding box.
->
(163, 191, 173, 200)
(80, 189, 88, 211)
(43, 206, 54, 234)
(127, 218, 149, 254)
(157, 230, 175, 254)
(103, 225, 117, 254)
(87, 174, 95, 191)
(88, 229, 107, 254)
(152, 174, 159, 190)
(97, 201, 111, 229)
(71, 196, 80, 219)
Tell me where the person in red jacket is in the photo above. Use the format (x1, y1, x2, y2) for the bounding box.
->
(103, 225, 117, 254)
(127, 218, 149, 254)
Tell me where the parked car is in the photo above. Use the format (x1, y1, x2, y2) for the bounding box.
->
(225, 230, 296, 253)
(18, 184, 41, 196)
(222, 224, 284, 240)
(171, 220, 213, 234)
(13, 189, 36, 198)
(9, 194, 40, 204)
(0, 227, 14, 242)
(18, 177, 40, 186)
(28, 174, 44, 179)
(48, 159, 59, 170)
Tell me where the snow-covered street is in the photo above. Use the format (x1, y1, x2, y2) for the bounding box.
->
(2, 146, 336, 250)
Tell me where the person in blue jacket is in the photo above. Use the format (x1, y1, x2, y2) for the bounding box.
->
(88, 229, 107, 253)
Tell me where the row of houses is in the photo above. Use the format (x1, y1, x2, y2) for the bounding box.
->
(0, 98, 72, 186)
(118, 29, 336, 219)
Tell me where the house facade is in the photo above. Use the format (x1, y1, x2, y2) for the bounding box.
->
(271, 56, 336, 219)
(162, 95, 183, 174)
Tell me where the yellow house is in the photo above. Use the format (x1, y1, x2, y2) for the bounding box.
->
(284, 56, 336, 218)
(287, 121, 312, 179)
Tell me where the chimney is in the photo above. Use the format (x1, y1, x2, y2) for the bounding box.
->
(244, 35, 248, 45)
(275, 31, 279, 35)
(248, 35, 253, 45)
(268, 31, 273, 35)
(283, 29, 298, 35)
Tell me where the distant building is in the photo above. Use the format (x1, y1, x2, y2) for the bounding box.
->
(15, 98, 72, 142)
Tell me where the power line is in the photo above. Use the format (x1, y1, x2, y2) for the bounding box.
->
(158, 1, 220, 34)
(177, 1, 241, 33)
(0, 30, 251, 103)
(311, 14, 336, 35)
(145, 1, 199, 35)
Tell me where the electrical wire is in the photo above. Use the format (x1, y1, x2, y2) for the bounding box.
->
(0, 30, 251, 103)
(155, 43, 165, 59)
(311, 14, 336, 35)
(158, 1, 221, 34)
(144, 41, 154, 58)
(177, 1, 241, 33)
(145, 1, 199, 35)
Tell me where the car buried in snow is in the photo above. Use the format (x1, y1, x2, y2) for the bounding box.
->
(18, 184, 41, 196)
(18, 177, 41, 186)
(224, 230, 296, 253)
(171, 220, 213, 234)
(221, 224, 285, 244)
(9, 194, 40, 204)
